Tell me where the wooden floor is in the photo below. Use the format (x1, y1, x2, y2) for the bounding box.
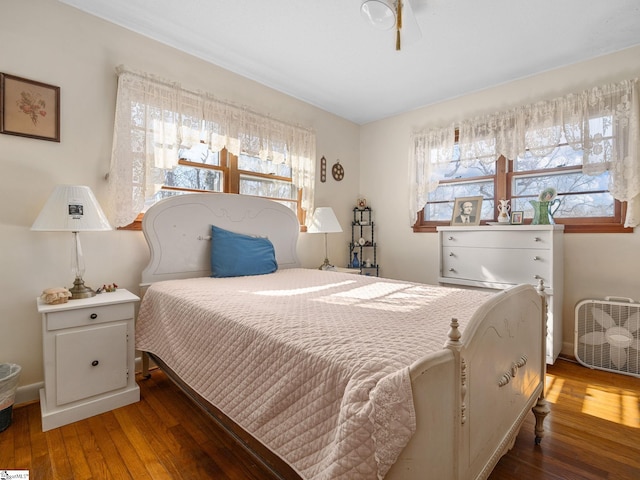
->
(1, 358, 638, 479)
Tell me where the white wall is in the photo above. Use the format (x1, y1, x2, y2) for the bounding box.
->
(360, 45, 640, 358)
(0, 0, 360, 395)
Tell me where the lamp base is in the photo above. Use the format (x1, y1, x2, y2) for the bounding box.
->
(69, 277, 96, 299)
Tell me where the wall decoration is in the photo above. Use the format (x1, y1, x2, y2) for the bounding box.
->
(0, 73, 60, 142)
(450, 196, 482, 226)
(320, 156, 327, 183)
(331, 160, 344, 181)
(357, 198, 367, 209)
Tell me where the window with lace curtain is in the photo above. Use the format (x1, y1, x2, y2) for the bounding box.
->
(410, 77, 639, 233)
(137, 144, 302, 228)
(106, 66, 316, 230)
(417, 126, 624, 233)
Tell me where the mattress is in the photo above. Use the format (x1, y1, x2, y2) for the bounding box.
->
(136, 268, 495, 479)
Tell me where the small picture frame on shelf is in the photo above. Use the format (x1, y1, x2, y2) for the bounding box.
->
(511, 211, 524, 225)
(450, 196, 482, 226)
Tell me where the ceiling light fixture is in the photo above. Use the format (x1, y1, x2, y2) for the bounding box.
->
(361, 0, 407, 50)
(360, 0, 396, 31)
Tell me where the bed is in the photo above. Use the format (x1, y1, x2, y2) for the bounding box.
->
(136, 193, 549, 480)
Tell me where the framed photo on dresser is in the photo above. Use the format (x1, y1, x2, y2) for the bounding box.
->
(451, 196, 482, 226)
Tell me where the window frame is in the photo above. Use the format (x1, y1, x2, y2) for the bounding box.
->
(413, 154, 631, 234)
(119, 147, 306, 231)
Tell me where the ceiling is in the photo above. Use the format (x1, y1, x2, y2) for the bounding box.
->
(59, 0, 640, 125)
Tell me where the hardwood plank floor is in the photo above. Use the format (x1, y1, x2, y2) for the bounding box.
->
(1, 358, 638, 479)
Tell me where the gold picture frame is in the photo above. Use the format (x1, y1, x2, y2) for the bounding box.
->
(1, 73, 60, 142)
(450, 196, 483, 226)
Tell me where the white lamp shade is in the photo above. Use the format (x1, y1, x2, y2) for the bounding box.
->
(307, 207, 342, 234)
(31, 185, 112, 232)
(361, 0, 396, 30)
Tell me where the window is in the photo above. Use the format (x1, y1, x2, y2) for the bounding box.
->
(415, 145, 628, 233)
(108, 67, 316, 230)
(410, 78, 639, 233)
(123, 144, 304, 230)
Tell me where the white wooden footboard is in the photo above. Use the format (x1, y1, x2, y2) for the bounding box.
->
(386, 283, 547, 480)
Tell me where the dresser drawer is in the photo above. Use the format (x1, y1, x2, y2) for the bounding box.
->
(441, 230, 552, 250)
(46, 302, 134, 331)
(441, 247, 552, 287)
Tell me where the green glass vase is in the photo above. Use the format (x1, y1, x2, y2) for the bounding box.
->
(530, 199, 560, 225)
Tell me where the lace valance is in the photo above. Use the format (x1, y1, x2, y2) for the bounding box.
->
(107, 66, 316, 228)
(409, 78, 640, 227)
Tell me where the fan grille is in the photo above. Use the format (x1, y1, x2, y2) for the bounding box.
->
(575, 299, 640, 378)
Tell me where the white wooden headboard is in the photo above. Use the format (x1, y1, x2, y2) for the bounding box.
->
(140, 193, 301, 286)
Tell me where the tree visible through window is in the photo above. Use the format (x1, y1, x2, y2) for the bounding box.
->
(415, 124, 629, 233)
(123, 144, 303, 230)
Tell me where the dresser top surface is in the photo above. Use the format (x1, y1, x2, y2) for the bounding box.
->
(437, 225, 564, 232)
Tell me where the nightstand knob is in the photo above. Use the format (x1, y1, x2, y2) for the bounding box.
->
(449, 252, 455, 257)
(90, 313, 98, 320)
(533, 256, 540, 261)
(449, 268, 456, 272)
(91, 360, 99, 367)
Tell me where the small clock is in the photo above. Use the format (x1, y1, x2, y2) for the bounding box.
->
(358, 237, 366, 246)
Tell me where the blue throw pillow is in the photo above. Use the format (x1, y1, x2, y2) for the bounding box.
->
(210, 225, 278, 278)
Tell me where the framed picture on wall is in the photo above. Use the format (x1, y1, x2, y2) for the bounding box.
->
(0, 73, 60, 142)
(450, 196, 483, 226)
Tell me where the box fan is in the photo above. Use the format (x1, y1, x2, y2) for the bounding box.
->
(575, 297, 640, 377)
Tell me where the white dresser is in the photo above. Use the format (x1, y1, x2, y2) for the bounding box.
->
(37, 289, 140, 431)
(437, 225, 564, 364)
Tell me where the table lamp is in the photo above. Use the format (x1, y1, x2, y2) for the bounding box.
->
(31, 185, 112, 299)
(308, 207, 342, 270)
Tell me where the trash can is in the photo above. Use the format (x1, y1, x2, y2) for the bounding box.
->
(0, 363, 21, 432)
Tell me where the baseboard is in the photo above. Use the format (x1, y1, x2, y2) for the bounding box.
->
(562, 340, 574, 359)
(15, 381, 44, 406)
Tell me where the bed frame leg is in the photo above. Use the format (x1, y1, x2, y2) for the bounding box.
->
(142, 352, 151, 379)
(532, 394, 550, 445)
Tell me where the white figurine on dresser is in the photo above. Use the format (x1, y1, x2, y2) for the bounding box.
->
(437, 225, 564, 364)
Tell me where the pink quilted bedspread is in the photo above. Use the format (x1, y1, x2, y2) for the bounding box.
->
(136, 268, 494, 479)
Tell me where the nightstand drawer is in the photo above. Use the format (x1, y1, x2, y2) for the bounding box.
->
(56, 322, 129, 405)
(46, 302, 134, 331)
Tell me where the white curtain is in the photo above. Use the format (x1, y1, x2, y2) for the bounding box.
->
(409, 78, 640, 227)
(107, 66, 316, 228)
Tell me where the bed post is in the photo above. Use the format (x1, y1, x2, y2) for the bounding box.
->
(533, 280, 550, 445)
(445, 318, 465, 479)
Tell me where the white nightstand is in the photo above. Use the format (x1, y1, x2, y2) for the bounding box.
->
(37, 289, 140, 431)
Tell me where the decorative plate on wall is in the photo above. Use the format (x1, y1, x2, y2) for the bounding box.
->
(332, 160, 344, 181)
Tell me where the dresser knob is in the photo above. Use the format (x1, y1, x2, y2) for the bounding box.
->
(449, 268, 456, 272)
(534, 237, 541, 242)
(449, 252, 455, 257)
(90, 313, 98, 320)
(533, 256, 540, 261)
(448, 236, 454, 241)
(534, 274, 541, 279)
(91, 360, 99, 367)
